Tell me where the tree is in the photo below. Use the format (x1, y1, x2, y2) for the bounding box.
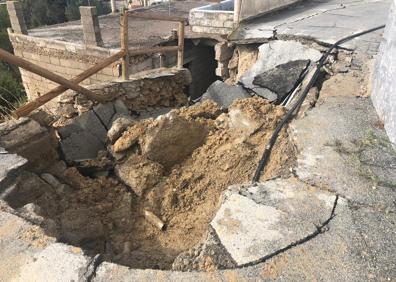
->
(0, 6, 25, 118)
(65, 0, 111, 21)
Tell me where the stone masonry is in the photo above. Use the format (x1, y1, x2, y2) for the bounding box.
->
(189, 1, 235, 35)
(7, 32, 154, 111)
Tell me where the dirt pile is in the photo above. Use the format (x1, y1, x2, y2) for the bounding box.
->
(3, 97, 295, 271)
(107, 97, 295, 269)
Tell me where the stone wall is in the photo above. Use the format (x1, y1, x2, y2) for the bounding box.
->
(189, 1, 234, 35)
(8, 32, 153, 109)
(52, 68, 191, 122)
(372, 0, 396, 146)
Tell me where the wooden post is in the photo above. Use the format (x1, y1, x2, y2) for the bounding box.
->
(12, 50, 125, 118)
(120, 10, 129, 80)
(177, 21, 185, 69)
(0, 48, 102, 103)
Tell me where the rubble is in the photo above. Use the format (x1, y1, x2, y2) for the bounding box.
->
(239, 41, 321, 101)
(253, 60, 310, 102)
(211, 179, 337, 266)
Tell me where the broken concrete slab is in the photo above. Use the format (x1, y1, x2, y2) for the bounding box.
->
(0, 149, 27, 189)
(0, 118, 46, 150)
(58, 110, 107, 161)
(172, 226, 237, 271)
(201, 80, 251, 108)
(59, 127, 105, 162)
(0, 118, 58, 172)
(93, 102, 115, 130)
(230, 0, 389, 54)
(240, 41, 321, 101)
(259, 197, 396, 281)
(1, 171, 51, 209)
(14, 243, 92, 282)
(210, 179, 337, 266)
(290, 96, 396, 212)
(253, 60, 310, 102)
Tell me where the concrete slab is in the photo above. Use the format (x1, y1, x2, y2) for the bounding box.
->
(230, 0, 390, 54)
(13, 243, 91, 282)
(58, 110, 107, 161)
(290, 96, 396, 211)
(239, 40, 321, 100)
(210, 179, 336, 266)
(253, 59, 310, 102)
(0, 149, 27, 189)
(201, 80, 251, 108)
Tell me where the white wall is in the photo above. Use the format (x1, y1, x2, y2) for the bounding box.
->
(372, 0, 396, 146)
(237, 0, 301, 22)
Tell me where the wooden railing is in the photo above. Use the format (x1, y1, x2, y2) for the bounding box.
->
(4, 9, 186, 118)
(121, 10, 186, 80)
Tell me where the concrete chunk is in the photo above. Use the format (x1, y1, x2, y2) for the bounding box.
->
(253, 60, 310, 101)
(211, 179, 336, 265)
(240, 41, 321, 99)
(201, 80, 251, 108)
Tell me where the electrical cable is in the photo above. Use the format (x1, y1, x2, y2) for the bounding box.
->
(252, 25, 386, 183)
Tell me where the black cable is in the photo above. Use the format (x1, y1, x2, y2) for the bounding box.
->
(252, 25, 385, 183)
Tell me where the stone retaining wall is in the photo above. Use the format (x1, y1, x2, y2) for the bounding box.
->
(53, 68, 191, 121)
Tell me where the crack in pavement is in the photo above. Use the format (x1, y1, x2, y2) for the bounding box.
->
(233, 195, 339, 269)
(80, 254, 104, 282)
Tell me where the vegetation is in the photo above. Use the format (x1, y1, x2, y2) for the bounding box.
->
(0, 1, 110, 118)
(0, 6, 25, 118)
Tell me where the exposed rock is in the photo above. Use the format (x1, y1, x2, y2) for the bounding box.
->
(107, 116, 135, 144)
(141, 113, 208, 168)
(253, 60, 310, 101)
(115, 155, 163, 197)
(112, 122, 146, 153)
(201, 80, 251, 108)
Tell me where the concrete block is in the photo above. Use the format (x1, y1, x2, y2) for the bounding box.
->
(201, 80, 250, 108)
(215, 42, 234, 61)
(6, 1, 27, 35)
(80, 6, 103, 47)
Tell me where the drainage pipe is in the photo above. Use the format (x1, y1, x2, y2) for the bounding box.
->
(252, 25, 386, 183)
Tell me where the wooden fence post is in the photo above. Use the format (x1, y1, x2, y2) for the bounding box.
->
(177, 21, 185, 69)
(121, 10, 129, 80)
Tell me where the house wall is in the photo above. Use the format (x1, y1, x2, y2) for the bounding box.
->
(371, 0, 396, 146)
(8, 32, 154, 111)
